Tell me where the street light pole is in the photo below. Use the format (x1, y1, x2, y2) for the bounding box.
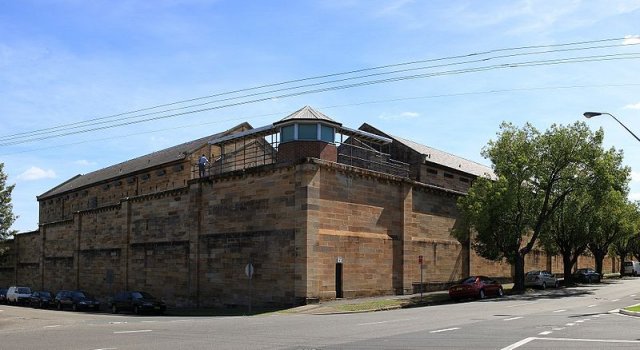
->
(583, 111, 640, 142)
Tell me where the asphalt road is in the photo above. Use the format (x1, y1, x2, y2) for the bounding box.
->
(2, 278, 640, 349)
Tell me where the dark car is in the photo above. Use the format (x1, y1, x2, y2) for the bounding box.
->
(0, 288, 7, 304)
(55, 290, 101, 311)
(30, 291, 54, 308)
(573, 268, 601, 283)
(448, 276, 504, 301)
(110, 291, 166, 315)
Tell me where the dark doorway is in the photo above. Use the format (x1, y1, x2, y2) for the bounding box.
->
(335, 262, 343, 298)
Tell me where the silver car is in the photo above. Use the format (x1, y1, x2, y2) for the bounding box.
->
(524, 270, 559, 289)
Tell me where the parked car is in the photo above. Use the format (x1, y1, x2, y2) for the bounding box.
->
(29, 291, 54, 308)
(573, 268, 601, 283)
(622, 261, 640, 276)
(54, 290, 101, 311)
(0, 288, 7, 304)
(524, 270, 559, 289)
(448, 276, 504, 301)
(110, 291, 166, 315)
(6, 286, 32, 305)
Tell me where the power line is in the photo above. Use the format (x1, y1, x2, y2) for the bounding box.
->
(0, 37, 634, 142)
(1, 52, 639, 147)
(3, 81, 639, 156)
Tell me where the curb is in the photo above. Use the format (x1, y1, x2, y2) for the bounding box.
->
(620, 303, 640, 317)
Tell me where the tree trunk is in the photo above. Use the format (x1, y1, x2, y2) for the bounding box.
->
(593, 250, 606, 275)
(619, 253, 627, 274)
(562, 253, 574, 284)
(513, 253, 526, 291)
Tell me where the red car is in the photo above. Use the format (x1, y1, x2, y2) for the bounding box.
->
(448, 276, 504, 301)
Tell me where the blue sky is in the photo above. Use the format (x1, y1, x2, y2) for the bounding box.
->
(1, 0, 639, 233)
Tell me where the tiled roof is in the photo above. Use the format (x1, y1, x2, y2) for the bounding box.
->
(360, 123, 495, 179)
(274, 105, 340, 125)
(38, 123, 251, 199)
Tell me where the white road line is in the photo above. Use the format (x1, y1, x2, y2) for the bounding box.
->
(93, 348, 118, 350)
(141, 321, 157, 323)
(503, 316, 523, 321)
(576, 320, 584, 323)
(587, 304, 597, 308)
(502, 337, 640, 350)
(612, 299, 620, 302)
(500, 337, 536, 350)
(506, 302, 538, 308)
(553, 309, 566, 313)
(113, 330, 152, 334)
(566, 323, 576, 326)
(593, 314, 601, 318)
(631, 294, 636, 297)
(109, 322, 127, 325)
(44, 325, 62, 328)
(539, 331, 552, 335)
(429, 327, 460, 333)
(552, 327, 565, 331)
(358, 318, 414, 326)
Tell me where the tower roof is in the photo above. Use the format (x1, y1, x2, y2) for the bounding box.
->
(274, 105, 341, 126)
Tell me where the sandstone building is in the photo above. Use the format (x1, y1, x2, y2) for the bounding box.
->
(0, 106, 617, 307)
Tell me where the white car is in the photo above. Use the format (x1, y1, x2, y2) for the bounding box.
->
(622, 261, 640, 276)
(524, 270, 559, 289)
(6, 286, 32, 305)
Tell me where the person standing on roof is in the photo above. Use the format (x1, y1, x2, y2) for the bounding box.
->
(198, 154, 209, 178)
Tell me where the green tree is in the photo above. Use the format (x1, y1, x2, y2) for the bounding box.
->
(456, 122, 606, 291)
(0, 163, 17, 244)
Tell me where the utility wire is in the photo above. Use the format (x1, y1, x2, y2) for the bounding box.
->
(2, 41, 634, 144)
(0, 37, 634, 142)
(1, 52, 639, 147)
(2, 81, 639, 156)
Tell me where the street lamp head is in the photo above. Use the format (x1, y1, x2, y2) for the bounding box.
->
(583, 112, 603, 118)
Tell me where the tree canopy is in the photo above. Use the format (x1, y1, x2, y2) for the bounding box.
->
(456, 121, 613, 291)
(0, 162, 17, 242)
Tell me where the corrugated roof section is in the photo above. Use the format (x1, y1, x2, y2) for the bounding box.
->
(38, 123, 251, 199)
(274, 105, 341, 125)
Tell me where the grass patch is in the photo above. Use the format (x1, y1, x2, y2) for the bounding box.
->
(624, 305, 640, 312)
(334, 299, 406, 312)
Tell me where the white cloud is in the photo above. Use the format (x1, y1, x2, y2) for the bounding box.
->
(629, 192, 640, 201)
(623, 35, 640, 45)
(624, 102, 640, 110)
(378, 111, 420, 121)
(17, 166, 56, 181)
(74, 159, 97, 166)
(632, 171, 640, 183)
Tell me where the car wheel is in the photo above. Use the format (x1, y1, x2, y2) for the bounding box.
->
(497, 288, 504, 297)
(541, 282, 546, 290)
(133, 305, 139, 315)
(479, 289, 486, 299)
(111, 304, 118, 314)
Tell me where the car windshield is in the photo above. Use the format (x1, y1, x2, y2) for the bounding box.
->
(17, 287, 31, 294)
(74, 291, 93, 298)
(461, 277, 477, 284)
(40, 292, 51, 297)
(132, 291, 155, 299)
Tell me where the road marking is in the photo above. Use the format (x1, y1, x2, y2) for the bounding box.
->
(500, 337, 536, 350)
(587, 304, 597, 308)
(502, 337, 640, 350)
(358, 318, 414, 326)
(141, 321, 157, 323)
(539, 331, 552, 335)
(566, 323, 576, 326)
(44, 325, 61, 328)
(631, 294, 636, 297)
(553, 309, 566, 313)
(593, 314, 601, 318)
(506, 302, 538, 308)
(429, 327, 460, 333)
(552, 327, 565, 331)
(113, 330, 152, 334)
(612, 299, 620, 302)
(503, 316, 523, 321)
(93, 348, 118, 350)
(109, 321, 128, 325)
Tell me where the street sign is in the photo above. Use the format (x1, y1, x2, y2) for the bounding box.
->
(245, 263, 254, 279)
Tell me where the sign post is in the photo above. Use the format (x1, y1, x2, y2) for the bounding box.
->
(245, 261, 254, 315)
(418, 255, 424, 300)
